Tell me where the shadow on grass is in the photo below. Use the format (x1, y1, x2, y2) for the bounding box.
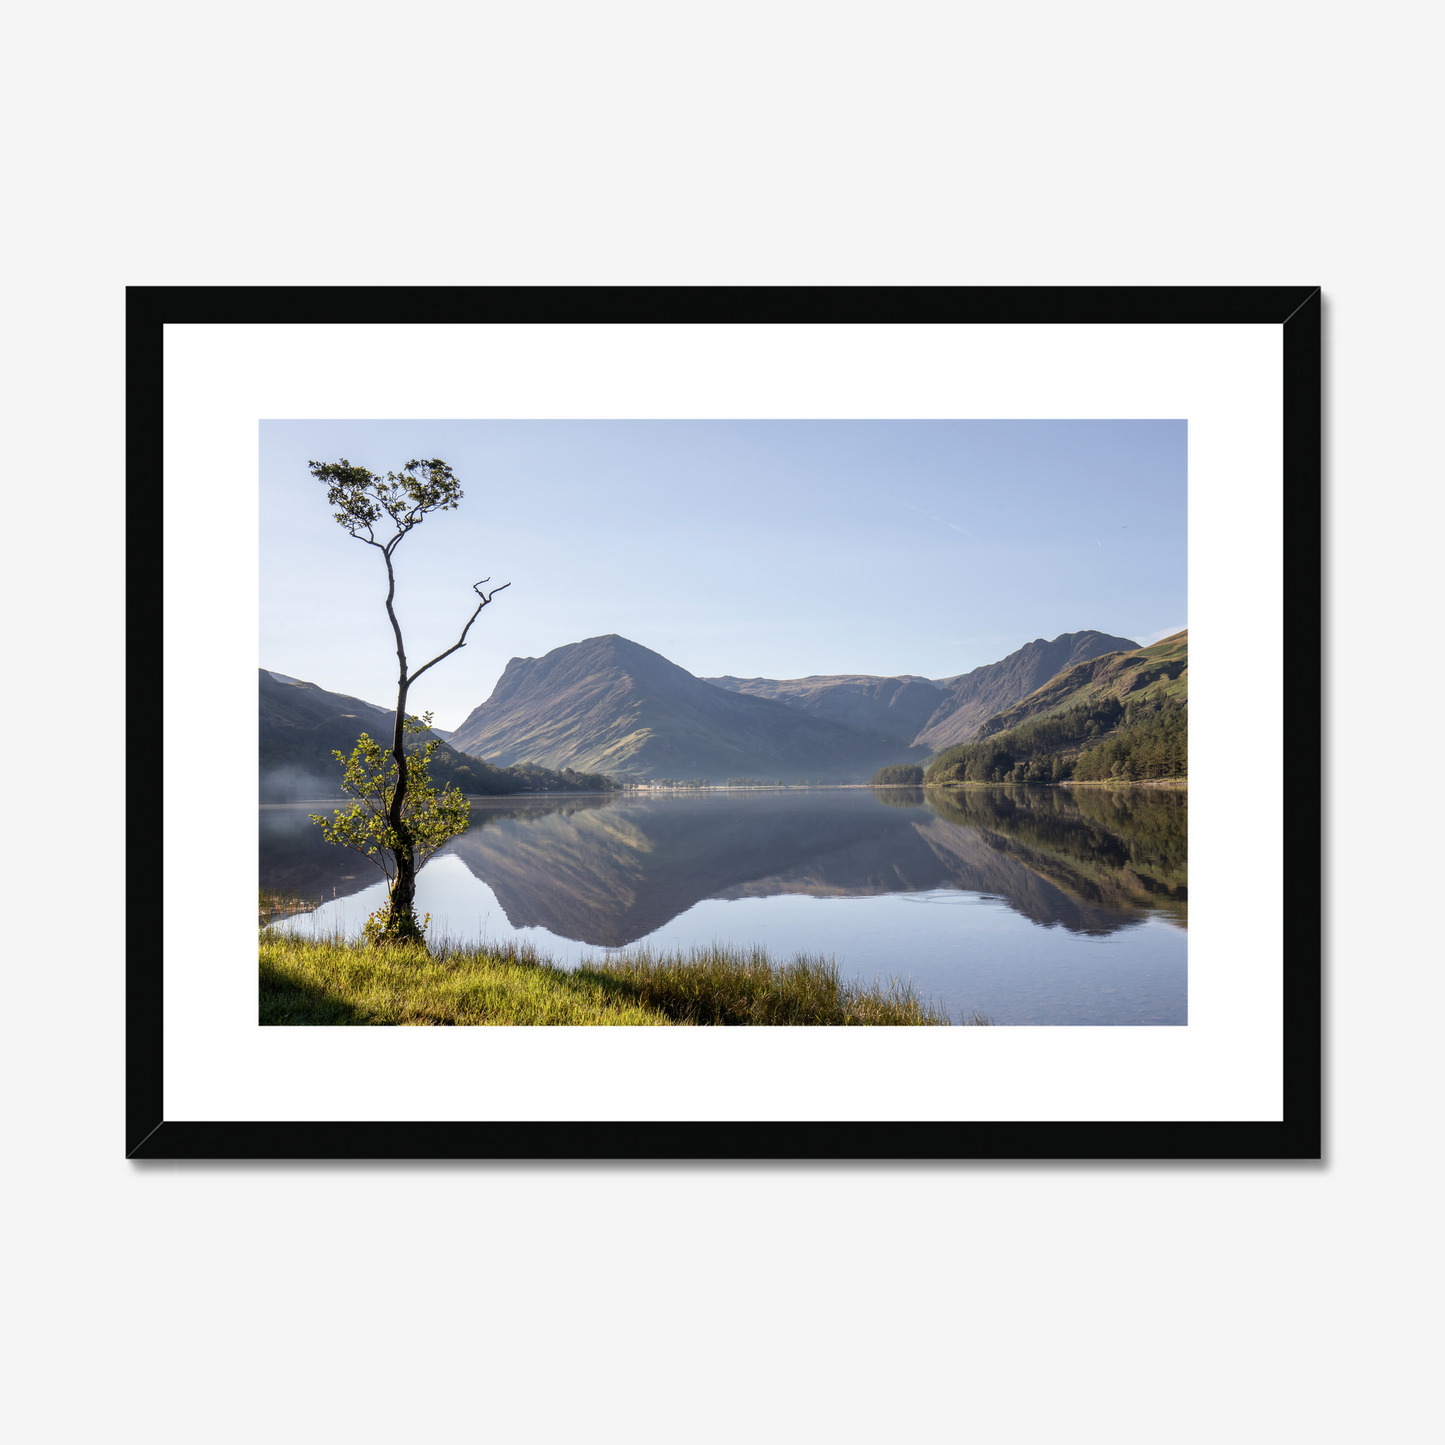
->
(260, 958, 374, 1026)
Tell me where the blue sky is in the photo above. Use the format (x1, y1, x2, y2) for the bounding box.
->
(260, 419, 1187, 730)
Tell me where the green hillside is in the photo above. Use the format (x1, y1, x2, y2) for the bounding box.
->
(978, 630, 1188, 737)
(923, 631, 1187, 786)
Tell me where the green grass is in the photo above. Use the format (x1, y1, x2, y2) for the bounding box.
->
(572, 944, 961, 1026)
(260, 931, 977, 1026)
(260, 932, 673, 1025)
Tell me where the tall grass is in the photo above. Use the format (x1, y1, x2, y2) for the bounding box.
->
(574, 943, 956, 1026)
(260, 931, 984, 1026)
(261, 930, 675, 1026)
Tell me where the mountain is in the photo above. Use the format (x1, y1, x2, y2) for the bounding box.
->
(976, 629, 1188, 738)
(261, 670, 409, 800)
(923, 631, 1188, 785)
(447, 634, 918, 783)
(701, 673, 944, 746)
(705, 633, 1142, 755)
(258, 669, 615, 802)
(912, 630, 1141, 751)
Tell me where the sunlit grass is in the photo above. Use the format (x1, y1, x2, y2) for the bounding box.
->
(574, 943, 959, 1026)
(260, 931, 982, 1026)
(260, 931, 674, 1026)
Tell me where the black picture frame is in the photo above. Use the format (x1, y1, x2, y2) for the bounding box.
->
(128, 285, 1321, 1161)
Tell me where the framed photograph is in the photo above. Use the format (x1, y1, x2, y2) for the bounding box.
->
(128, 286, 1320, 1159)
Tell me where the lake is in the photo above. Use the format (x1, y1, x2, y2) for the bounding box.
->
(261, 785, 1187, 1025)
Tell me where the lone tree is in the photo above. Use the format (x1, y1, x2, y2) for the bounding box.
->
(307, 457, 508, 943)
(311, 715, 470, 944)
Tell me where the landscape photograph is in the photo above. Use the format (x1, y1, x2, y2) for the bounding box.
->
(259, 419, 1188, 1027)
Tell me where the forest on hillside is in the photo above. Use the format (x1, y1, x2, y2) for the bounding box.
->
(924, 692, 1187, 785)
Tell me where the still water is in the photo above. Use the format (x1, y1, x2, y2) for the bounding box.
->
(261, 786, 1187, 1025)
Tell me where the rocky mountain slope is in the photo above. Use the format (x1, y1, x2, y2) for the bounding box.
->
(921, 631, 1189, 785)
(913, 630, 1141, 751)
(702, 672, 944, 745)
(700, 630, 1141, 754)
(447, 634, 919, 783)
(976, 629, 1188, 738)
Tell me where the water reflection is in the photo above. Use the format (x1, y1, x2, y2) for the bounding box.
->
(262, 785, 1185, 947)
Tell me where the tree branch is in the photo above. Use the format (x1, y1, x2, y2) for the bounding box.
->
(406, 579, 511, 687)
(383, 518, 417, 558)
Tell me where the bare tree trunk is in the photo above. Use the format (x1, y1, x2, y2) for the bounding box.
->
(381, 557, 421, 940)
(373, 538, 504, 944)
(386, 675, 419, 933)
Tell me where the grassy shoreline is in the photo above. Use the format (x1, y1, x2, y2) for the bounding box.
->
(261, 932, 979, 1027)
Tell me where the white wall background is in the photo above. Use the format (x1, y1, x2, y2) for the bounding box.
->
(5, 2, 1437, 1442)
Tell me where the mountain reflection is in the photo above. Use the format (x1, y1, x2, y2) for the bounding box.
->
(261, 786, 1185, 947)
(258, 796, 618, 909)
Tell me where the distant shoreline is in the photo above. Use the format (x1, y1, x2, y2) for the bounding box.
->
(261, 777, 1186, 809)
(263, 786, 900, 807)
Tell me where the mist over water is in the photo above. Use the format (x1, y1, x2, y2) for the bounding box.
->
(263, 785, 1186, 1025)
(260, 767, 345, 804)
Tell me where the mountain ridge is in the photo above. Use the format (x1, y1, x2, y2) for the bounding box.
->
(912, 630, 1142, 751)
(922, 630, 1189, 786)
(448, 634, 923, 783)
(976, 629, 1188, 738)
(263, 627, 1164, 794)
(703, 631, 1142, 753)
(701, 672, 945, 745)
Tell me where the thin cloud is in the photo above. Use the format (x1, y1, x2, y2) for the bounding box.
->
(902, 501, 971, 537)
